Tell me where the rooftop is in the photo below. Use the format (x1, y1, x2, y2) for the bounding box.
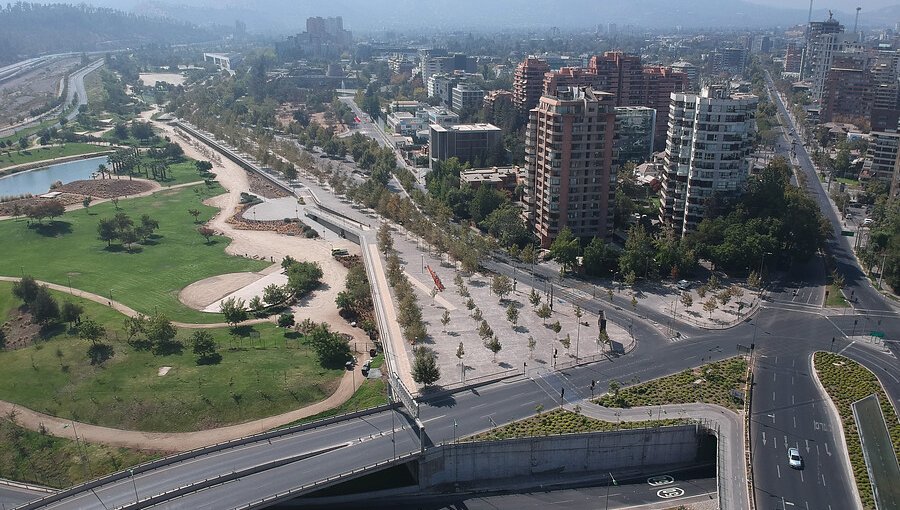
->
(430, 123, 501, 133)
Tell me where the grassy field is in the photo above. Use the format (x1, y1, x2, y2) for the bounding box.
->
(0, 416, 158, 488)
(596, 357, 748, 411)
(283, 378, 387, 428)
(468, 409, 687, 441)
(0, 143, 109, 171)
(815, 352, 900, 510)
(0, 282, 344, 432)
(0, 184, 268, 323)
(144, 158, 205, 187)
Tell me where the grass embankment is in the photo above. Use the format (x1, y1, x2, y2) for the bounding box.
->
(596, 357, 748, 411)
(0, 282, 344, 432)
(283, 378, 387, 429)
(0, 143, 108, 171)
(814, 352, 900, 510)
(469, 409, 686, 441)
(0, 417, 158, 488)
(0, 184, 268, 323)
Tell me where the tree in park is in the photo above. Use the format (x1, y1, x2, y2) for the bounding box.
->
(456, 342, 465, 366)
(137, 214, 159, 242)
(220, 297, 248, 327)
(191, 330, 220, 364)
(307, 323, 350, 368)
(597, 329, 610, 349)
(119, 227, 139, 252)
(146, 313, 181, 354)
(195, 160, 214, 174)
(263, 284, 290, 306)
(549, 227, 580, 275)
(12, 275, 40, 304)
(527, 335, 536, 358)
(624, 271, 637, 288)
(278, 312, 295, 329)
(412, 346, 441, 387)
(472, 305, 483, 321)
(681, 292, 693, 309)
(79, 319, 113, 365)
(485, 335, 502, 362)
(506, 302, 518, 325)
(29, 286, 59, 326)
(440, 310, 451, 331)
(631, 295, 638, 312)
(536, 302, 552, 323)
(248, 296, 266, 316)
(747, 271, 761, 289)
(82, 196, 93, 212)
(26, 201, 66, 224)
(188, 209, 202, 223)
(478, 319, 493, 341)
(60, 301, 84, 328)
(608, 288, 614, 302)
(491, 274, 513, 302)
(529, 288, 541, 309)
(703, 297, 718, 318)
(123, 314, 147, 342)
(98, 218, 117, 247)
(550, 320, 562, 334)
(197, 226, 215, 244)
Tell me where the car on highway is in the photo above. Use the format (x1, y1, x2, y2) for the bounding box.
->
(788, 447, 803, 469)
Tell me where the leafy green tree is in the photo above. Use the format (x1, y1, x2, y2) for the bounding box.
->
(583, 237, 618, 276)
(441, 310, 451, 331)
(191, 331, 220, 364)
(307, 323, 351, 368)
(529, 288, 541, 308)
(278, 312, 295, 328)
(412, 346, 441, 386)
(97, 218, 118, 247)
(30, 286, 59, 325)
(549, 227, 580, 274)
(485, 335, 502, 362)
(12, 275, 40, 304)
(469, 184, 504, 224)
(681, 292, 693, 309)
(619, 225, 655, 278)
(481, 205, 530, 247)
(536, 302, 552, 323)
(282, 257, 324, 298)
(146, 313, 180, 354)
(220, 297, 248, 327)
(491, 274, 513, 301)
(506, 302, 519, 325)
(60, 301, 84, 327)
(263, 284, 290, 306)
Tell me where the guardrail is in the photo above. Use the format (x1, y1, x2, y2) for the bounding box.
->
(232, 452, 420, 510)
(112, 444, 349, 510)
(15, 403, 398, 509)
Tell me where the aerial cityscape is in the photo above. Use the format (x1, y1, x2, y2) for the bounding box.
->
(0, 1, 898, 509)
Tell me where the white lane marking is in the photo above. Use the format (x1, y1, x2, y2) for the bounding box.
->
(762, 432, 767, 446)
(422, 414, 446, 423)
(824, 443, 831, 456)
(793, 416, 797, 428)
(838, 341, 856, 355)
(773, 391, 777, 401)
(777, 465, 782, 478)
(822, 474, 827, 486)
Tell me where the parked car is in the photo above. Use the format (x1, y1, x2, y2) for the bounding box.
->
(676, 280, 692, 291)
(788, 447, 803, 469)
(863, 218, 874, 226)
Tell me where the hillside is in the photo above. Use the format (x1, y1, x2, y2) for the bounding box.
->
(0, 3, 217, 66)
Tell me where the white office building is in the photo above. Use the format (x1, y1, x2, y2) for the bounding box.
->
(659, 85, 758, 235)
(451, 83, 485, 114)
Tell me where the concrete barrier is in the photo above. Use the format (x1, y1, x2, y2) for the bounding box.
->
(419, 425, 704, 489)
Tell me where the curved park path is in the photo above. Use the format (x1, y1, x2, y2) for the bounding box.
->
(0, 368, 362, 452)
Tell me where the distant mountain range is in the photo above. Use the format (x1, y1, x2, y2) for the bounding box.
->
(78, 0, 900, 34)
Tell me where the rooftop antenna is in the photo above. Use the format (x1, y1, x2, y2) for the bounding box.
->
(854, 7, 861, 34)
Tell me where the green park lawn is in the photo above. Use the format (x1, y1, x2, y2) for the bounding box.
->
(0, 184, 268, 323)
(0, 282, 345, 432)
(0, 143, 109, 171)
(146, 158, 207, 187)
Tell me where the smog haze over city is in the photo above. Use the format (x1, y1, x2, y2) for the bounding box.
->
(0, 1, 899, 510)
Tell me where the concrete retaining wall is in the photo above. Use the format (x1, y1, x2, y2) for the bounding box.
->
(420, 425, 703, 488)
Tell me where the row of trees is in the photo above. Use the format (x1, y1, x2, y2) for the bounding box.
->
(335, 263, 376, 338)
(378, 224, 428, 344)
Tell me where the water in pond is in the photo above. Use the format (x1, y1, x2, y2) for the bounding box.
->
(0, 156, 109, 198)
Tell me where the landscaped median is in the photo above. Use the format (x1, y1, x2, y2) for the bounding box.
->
(596, 356, 748, 411)
(813, 352, 900, 510)
(468, 409, 686, 441)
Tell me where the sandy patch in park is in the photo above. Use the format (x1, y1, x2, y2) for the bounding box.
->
(178, 271, 271, 310)
(139, 73, 185, 87)
(158, 367, 172, 376)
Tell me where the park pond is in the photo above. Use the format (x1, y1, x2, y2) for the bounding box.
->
(0, 156, 109, 198)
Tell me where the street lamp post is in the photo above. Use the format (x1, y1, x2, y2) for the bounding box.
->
(129, 469, 139, 504)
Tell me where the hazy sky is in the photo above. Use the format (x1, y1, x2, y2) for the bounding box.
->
(748, 0, 897, 8)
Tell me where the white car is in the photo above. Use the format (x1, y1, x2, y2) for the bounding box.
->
(863, 218, 874, 226)
(788, 447, 803, 469)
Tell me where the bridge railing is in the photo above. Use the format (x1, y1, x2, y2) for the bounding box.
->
(232, 452, 421, 510)
(15, 403, 399, 509)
